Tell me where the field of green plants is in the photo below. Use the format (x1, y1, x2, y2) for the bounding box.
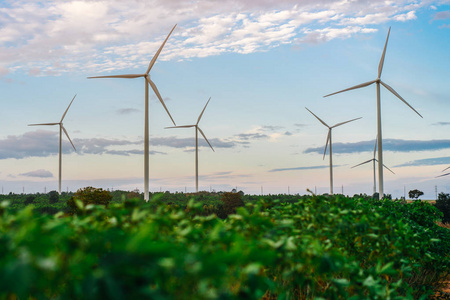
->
(0, 191, 449, 299)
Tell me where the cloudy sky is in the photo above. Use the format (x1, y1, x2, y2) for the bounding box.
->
(0, 0, 449, 198)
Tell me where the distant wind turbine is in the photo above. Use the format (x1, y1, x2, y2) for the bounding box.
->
(166, 97, 215, 193)
(351, 137, 395, 195)
(306, 107, 361, 195)
(29, 95, 77, 195)
(88, 25, 177, 201)
(324, 27, 422, 200)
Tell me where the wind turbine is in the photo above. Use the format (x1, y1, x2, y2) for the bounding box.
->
(88, 25, 177, 201)
(306, 107, 361, 195)
(324, 27, 422, 200)
(165, 97, 214, 193)
(351, 137, 395, 195)
(29, 95, 77, 195)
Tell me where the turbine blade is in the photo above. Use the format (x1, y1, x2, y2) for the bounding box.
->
(323, 80, 376, 97)
(147, 78, 176, 126)
(382, 164, 395, 174)
(198, 127, 215, 152)
(87, 74, 145, 79)
(332, 117, 362, 128)
(380, 81, 423, 118)
(351, 159, 373, 168)
(197, 97, 211, 125)
(28, 123, 59, 126)
(378, 27, 391, 79)
(164, 125, 195, 129)
(443, 166, 450, 172)
(305, 107, 329, 128)
(436, 172, 450, 178)
(323, 130, 331, 160)
(62, 126, 76, 151)
(61, 94, 77, 122)
(373, 136, 377, 159)
(146, 24, 177, 74)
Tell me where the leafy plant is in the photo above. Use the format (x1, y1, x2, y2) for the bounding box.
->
(435, 192, 450, 224)
(66, 186, 112, 215)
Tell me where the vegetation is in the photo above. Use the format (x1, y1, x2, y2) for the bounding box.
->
(66, 186, 113, 215)
(409, 189, 424, 200)
(0, 192, 449, 299)
(435, 192, 450, 224)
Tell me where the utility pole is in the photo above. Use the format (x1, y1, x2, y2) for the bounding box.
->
(341, 185, 344, 195)
(435, 185, 438, 200)
(314, 186, 317, 194)
(288, 186, 290, 195)
(261, 186, 263, 195)
(404, 185, 406, 199)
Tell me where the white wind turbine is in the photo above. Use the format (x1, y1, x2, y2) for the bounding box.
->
(88, 25, 177, 201)
(351, 137, 395, 195)
(29, 95, 77, 195)
(306, 107, 361, 195)
(165, 97, 214, 193)
(324, 27, 422, 200)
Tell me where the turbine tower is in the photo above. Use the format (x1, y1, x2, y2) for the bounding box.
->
(29, 95, 77, 195)
(88, 25, 177, 201)
(166, 97, 215, 193)
(351, 137, 395, 195)
(324, 27, 422, 200)
(306, 107, 361, 195)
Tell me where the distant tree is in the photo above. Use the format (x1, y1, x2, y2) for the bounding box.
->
(408, 189, 424, 200)
(24, 195, 36, 205)
(48, 191, 59, 204)
(218, 192, 245, 219)
(67, 187, 112, 215)
(435, 192, 450, 224)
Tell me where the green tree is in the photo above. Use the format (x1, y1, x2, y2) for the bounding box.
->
(48, 191, 59, 204)
(24, 195, 36, 205)
(67, 186, 112, 215)
(435, 192, 450, 224)
(408, 189, 424, 200)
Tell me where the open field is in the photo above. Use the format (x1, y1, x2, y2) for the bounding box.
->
(1, 192, 449, 299)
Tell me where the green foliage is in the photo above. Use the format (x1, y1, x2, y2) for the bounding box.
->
(435, 192, 450, 224)
(0, 195, 449, 299)
(48, 190, 59, 204)
(409, 189, 424, 200)
(24, 195, 36, 205)
(66, 186, 112, 215)
(218, 192, 245, 218)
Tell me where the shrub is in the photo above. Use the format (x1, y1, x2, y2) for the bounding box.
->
(24, 195, 36, 205)
(67, 186, 112, 215)
(435, 192, 450, 224)
(218, 192, 244, 218)
(48, 191, 59, 204)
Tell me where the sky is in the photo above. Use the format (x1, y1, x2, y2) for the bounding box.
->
(0, 0, 449, 199)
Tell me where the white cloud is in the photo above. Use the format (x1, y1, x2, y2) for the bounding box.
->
(20, 169, 53, 178)
(0, 0, 428, 75)
(394, 11, 417, 21)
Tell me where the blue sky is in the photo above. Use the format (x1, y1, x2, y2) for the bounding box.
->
(0, 0, 449, 198)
